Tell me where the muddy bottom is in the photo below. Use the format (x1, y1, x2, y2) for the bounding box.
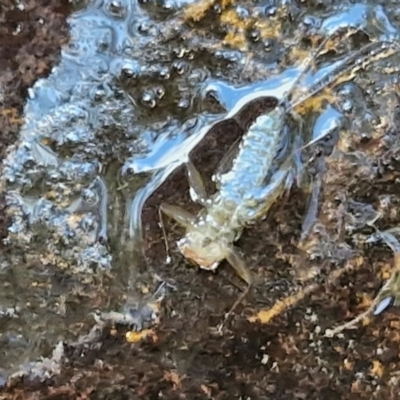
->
(2, 0, 400, 399)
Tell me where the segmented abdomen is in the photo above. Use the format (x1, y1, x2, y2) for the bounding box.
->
(217, 106, 286, 204)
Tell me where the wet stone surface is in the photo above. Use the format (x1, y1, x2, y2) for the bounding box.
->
(2, 0, 400, 398)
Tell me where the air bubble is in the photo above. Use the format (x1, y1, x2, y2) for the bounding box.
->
(95, 89, 106, 101)
(141, 91, 157, 108)
(121, 163, 135, 176)
(121, 61, 138, 78)
(177, 98, 189, 109)
(173, 47, 187, 59)
(159, 66, 170, 79)
(138, 22, 151, 34)
(265, 6, 277, 17)
(155, 86, 166, 100)
(342, 99, 353, 113)
(306, 15, 322, 33)
(360, 132, 371, 142)
(163, 0, 174, 11)
(338, 84, 352, 96)
(92, 84, 109, 101)
(249, 30, 260, 43)
(172, 61, 187, 75)
(235, 6, 250, 19)
(106, 0, 128, 19)
(264, 39, 273, 52)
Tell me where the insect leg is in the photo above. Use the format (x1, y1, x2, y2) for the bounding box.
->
(246, 168, 289, 221)
(290, 134, 306, 189)
(299, 159, 325, 243)
(159, 203, 196, 228)
(225, 247, 252, 317)
(281, 115, 305, 191)
(185, 160, 207, 205)
(279, 133, 306, 207)
(212, 136, 241, 186)
(159, 203, 196, 261)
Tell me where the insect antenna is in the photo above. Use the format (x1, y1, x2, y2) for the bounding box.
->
(158, 206, 172, 264)
(291, 38, 400, 150)
(277, 33, 338, 108)
(290, 39, 399, 112)
(217, 285, 251, 332)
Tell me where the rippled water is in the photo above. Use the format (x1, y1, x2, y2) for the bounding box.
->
(1, 0, 400, 378)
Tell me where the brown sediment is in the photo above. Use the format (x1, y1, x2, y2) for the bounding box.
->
(3, 1, 400, 399)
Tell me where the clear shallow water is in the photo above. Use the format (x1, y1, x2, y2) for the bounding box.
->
(1, 0, 400, 378)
